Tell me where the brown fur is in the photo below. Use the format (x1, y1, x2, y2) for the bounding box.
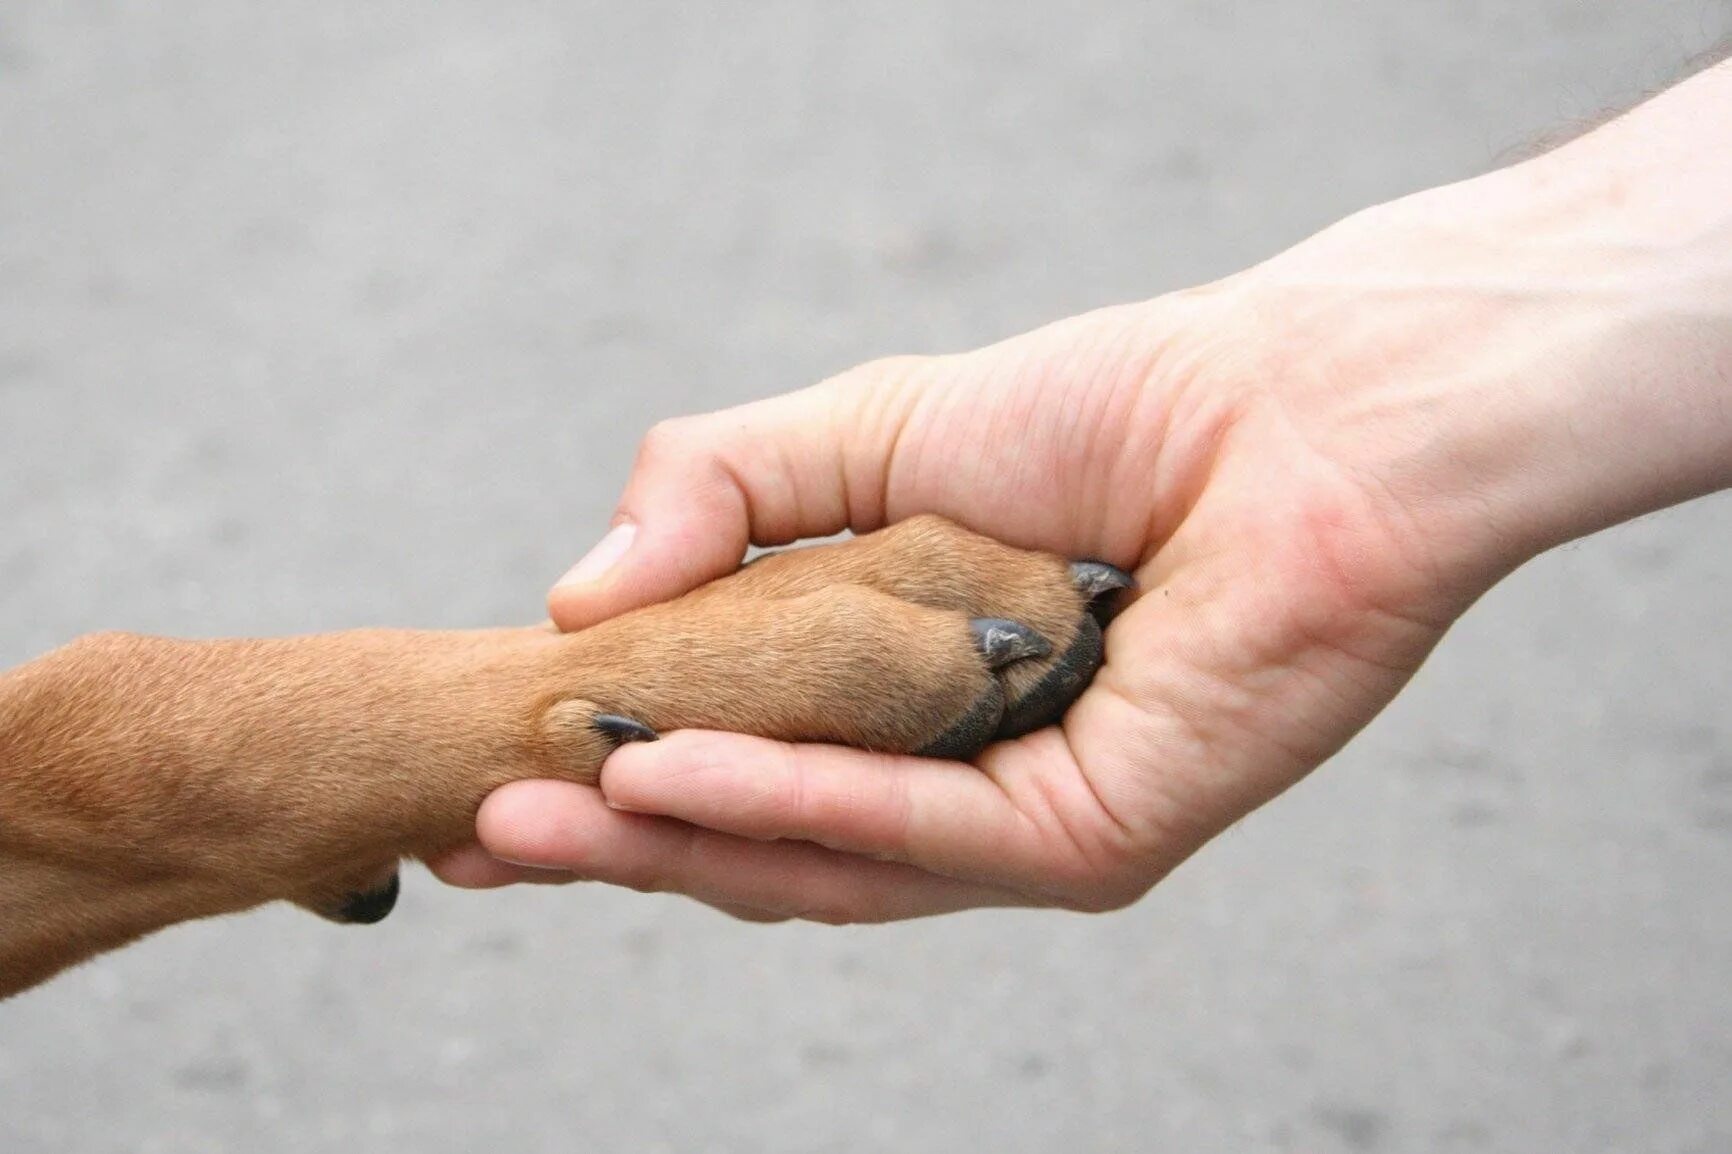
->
(0, 516, 1099, 998)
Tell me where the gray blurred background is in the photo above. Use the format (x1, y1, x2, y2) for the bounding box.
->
(3, 3, 1730, 1151)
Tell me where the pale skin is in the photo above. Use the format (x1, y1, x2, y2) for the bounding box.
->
(433, 58, 1732, 923)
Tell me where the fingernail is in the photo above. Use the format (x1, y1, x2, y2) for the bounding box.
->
(556, 521, 636, 589)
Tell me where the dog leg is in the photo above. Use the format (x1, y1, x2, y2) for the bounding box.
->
(0, 516, 1130, 997)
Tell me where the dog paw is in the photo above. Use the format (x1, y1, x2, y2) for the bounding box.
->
(992, 560, 1135, 739)
(538, 515, 1134, 766)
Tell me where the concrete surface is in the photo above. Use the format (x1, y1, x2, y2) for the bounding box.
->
(3, 3, 1731, 1151)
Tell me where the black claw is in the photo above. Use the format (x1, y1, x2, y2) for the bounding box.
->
(1071, 561, 1135, 624)
(1070, 561, 1135, 600)
(594, 713, 659, 744)
(968, 618, 1052, 669)
(337, 871, 400, 925)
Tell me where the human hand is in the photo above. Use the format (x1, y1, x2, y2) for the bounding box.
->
(421, 257, 1509, 919)
(431, 62, 1732, 921)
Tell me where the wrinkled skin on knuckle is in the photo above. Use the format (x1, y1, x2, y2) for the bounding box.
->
(636, 415, 704, 469)
(755, 740, 818, 832)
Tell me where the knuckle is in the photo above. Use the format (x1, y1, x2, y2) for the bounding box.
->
(763, 741, 810, 829)
(630, 416, 748, 528)
(844, 353, 927, 393)
(636, 416, 704, 467)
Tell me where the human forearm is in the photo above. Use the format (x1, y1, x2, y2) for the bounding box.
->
(1244, 60, 1732, 598)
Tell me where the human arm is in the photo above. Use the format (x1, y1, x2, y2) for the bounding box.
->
(432, 60, 1732, 921)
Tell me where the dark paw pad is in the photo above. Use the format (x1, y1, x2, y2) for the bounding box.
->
(914, 680, 1007, 761)
(995, 613, 1105, 739)
(336, 871, 400, 925)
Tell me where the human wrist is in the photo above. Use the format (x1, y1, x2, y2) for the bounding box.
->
(1243, 63, 1732, 601)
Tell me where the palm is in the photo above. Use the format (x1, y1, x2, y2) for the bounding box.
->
(859, 298, 1453, 901)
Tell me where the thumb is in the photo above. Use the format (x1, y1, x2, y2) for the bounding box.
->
(547, 357, 929, 631)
